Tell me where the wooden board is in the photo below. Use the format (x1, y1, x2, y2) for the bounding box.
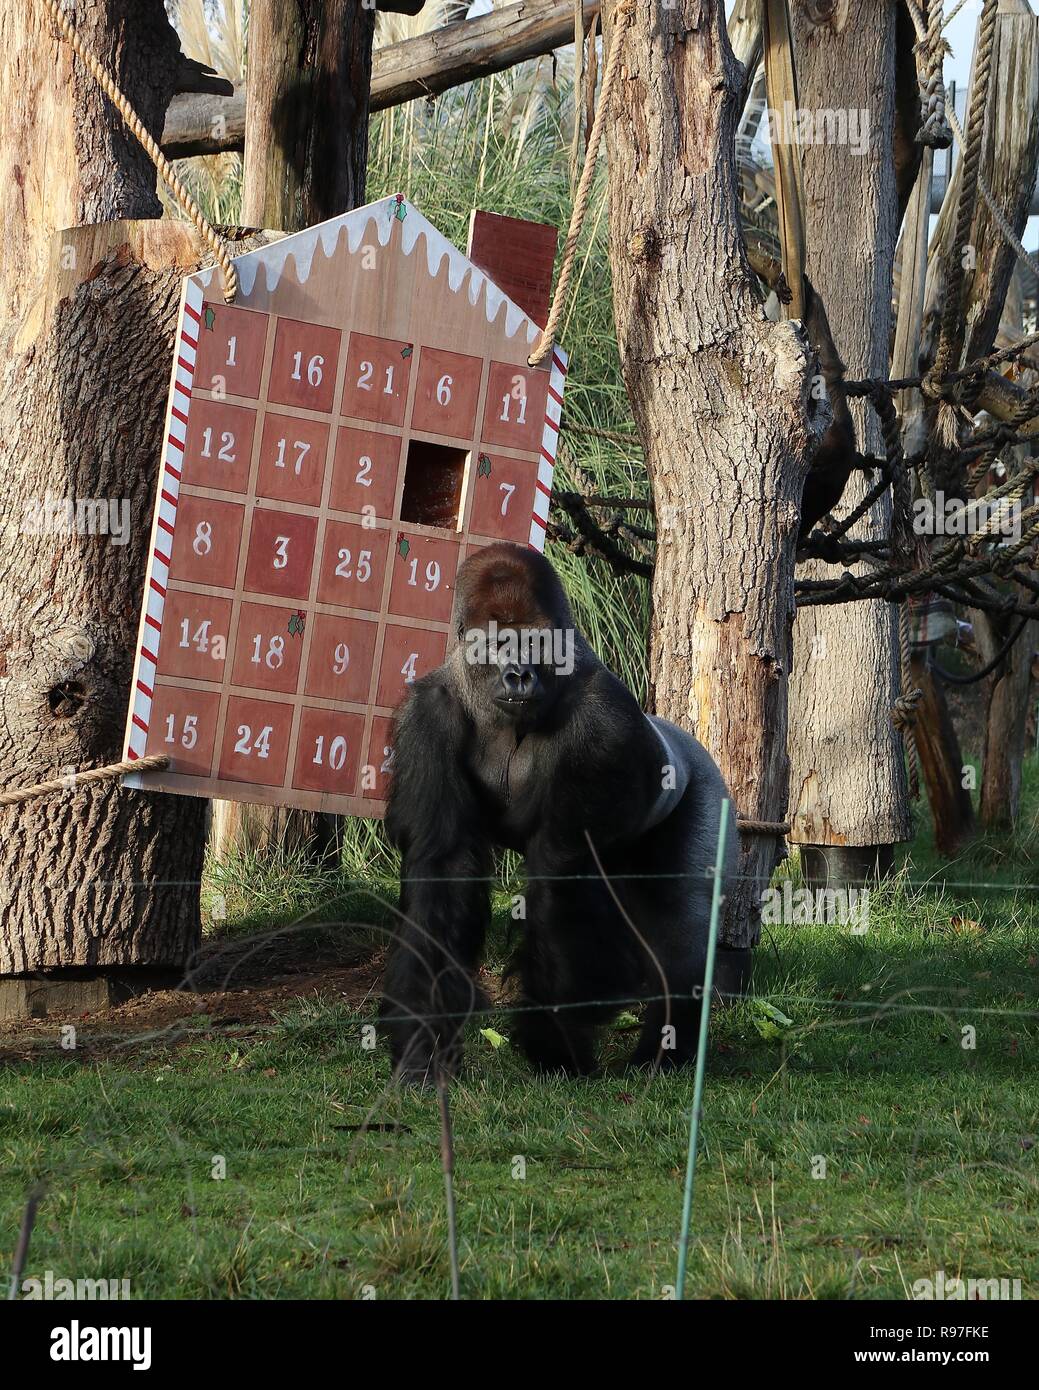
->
(122, 195, 567, 815)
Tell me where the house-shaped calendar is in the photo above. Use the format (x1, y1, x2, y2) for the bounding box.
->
(122, 196, 566, 816)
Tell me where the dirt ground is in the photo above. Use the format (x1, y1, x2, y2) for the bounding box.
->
(0, 933, 390, 1059)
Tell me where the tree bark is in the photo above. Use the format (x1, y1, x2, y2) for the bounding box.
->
(240, 0, 375, 230)
(786, 0, 911, 873)
(976, 613, 1037, 829)
(605, 0, 820, 957)
(0, 2, 208, 980)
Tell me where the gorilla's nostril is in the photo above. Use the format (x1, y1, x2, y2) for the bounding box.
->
(502, 665, 537, 699)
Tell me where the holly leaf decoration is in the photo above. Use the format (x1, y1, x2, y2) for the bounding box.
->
(397, 534, 410, 561)
(477, 454, 492, 478)
(401, 344, 413, 360)
(287, 611, 306, 637)
(394, 197, 408, 223)
(204, 306, 216, 331)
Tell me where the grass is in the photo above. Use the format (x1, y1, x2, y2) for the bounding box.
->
(2, 767, 1038, 1300)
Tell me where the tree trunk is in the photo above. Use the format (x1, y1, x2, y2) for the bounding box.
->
(911, 651, 976, 856)
(605, 0, 820, 967)
(211, 0, 375, 864)
(977, 613, 1037, 829)
(0, 2, 207, 993)
(240, 0, 375, 231)
(787, 0, 911, 884)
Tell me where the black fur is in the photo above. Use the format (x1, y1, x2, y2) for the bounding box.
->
(380, 544, 736, 1083)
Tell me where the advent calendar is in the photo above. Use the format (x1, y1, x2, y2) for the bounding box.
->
(122, 196, 566, 816)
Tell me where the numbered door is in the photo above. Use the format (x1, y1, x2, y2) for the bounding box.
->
(316, 521, 389, 612)
(243, 508, 319, 601)
(410, 348, 482, 440)
(341, 332, 413, 426)
(387, 533, 459, 623)
(193, 303, 268, 399)
(376, 624, 448, 708)
(267, 318, 342, 415)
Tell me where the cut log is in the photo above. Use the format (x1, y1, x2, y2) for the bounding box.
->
(162, 0, 601, 159)
(787, 1, 912, 872)
(605, 0, 821, 964)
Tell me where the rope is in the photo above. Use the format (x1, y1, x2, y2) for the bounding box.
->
(895, 601, 923, 800)
(528, 0, 636, 367)
(737, 817, 790, 837)
(929, 0, 997, 384)
(946, 102, 1039, 281)
(0, 754, 169, 810)
(910, 0, 953, 149)
(43, 0, 238, 304)
(932, 615, 1030, 686)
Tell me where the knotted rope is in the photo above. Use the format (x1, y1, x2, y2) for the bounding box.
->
(908, 0, 953, 149)
(529, 0, 636, 367)
(43, 0, 238, 303)
(0, 755, 170, 810)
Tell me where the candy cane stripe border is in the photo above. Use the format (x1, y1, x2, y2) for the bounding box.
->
(123, 277, 204, 770)
(528, 345, 567, 550)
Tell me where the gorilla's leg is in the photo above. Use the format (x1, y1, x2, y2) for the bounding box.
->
(509, 858, 638, 1076)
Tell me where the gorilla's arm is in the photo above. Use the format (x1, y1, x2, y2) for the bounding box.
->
(381, 677, 492, 1081)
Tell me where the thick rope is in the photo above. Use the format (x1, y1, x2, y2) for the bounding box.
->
(43, 0, 238, 303)
(529, 0, 636, 367)
(912, 0, 953, 149)
(946, 102, 1039, 280)
(895, 602, 923, 800)
(0, 755, 170, 810)
(929, 0, 997, 383)
(737, 817, 790, 837)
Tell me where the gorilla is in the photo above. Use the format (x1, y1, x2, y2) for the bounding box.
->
(380, 542, 736, 1083)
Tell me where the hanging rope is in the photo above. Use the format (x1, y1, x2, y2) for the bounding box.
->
(43, 0, 238, 303)
(529, 0, 636, 368)
(945, 102, 1039, 281)
(0, 755, 170, 811)
(909, 0, 953, 149)
(928, 0, 998, 384)
(894, 602, 923, 800)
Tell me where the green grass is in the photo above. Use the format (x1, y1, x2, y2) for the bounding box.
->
(3, 796, 1038, 1300)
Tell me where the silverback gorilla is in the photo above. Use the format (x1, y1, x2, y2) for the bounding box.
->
(380, 543, 736, 1083)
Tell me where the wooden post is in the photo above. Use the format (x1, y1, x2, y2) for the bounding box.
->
(911, 652, 976, 856)
(0, 0, 218, 1014)
(211, 0, 376, 865)
(605, 0, 820, 985)
(241, 0, 375, 231)
(786, 0, 911, 890)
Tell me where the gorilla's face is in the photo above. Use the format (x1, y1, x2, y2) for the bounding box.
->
(480, 622, 565, 722)
(453, 544, 578, 728)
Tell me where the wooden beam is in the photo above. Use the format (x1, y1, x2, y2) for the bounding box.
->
(162, 0, 599, 159)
